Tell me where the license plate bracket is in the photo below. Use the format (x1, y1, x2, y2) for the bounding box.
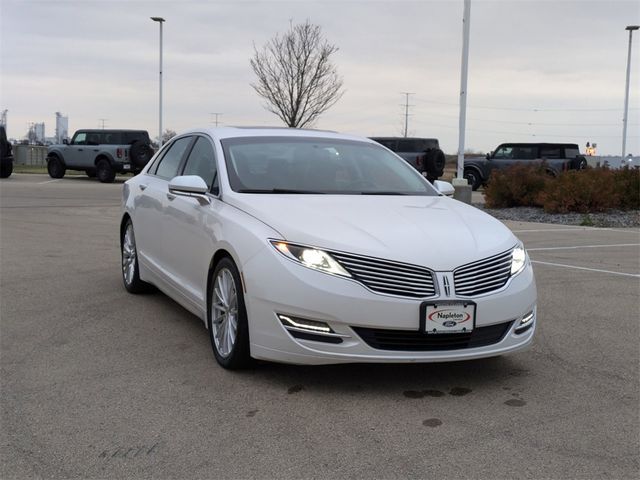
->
(420, 301, 476, 334)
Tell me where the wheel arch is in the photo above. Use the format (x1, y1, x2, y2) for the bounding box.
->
(46, 151, 65, 165)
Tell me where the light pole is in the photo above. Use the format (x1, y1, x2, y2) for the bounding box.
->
(151, 17, 165, 147)
(622, 25, 639, 160)
(457, 0, 471, 181)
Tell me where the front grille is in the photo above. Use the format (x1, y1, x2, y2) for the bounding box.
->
(352, 321, 513, 351)
(454, 249, 513, 296)
(330, 251, 436, 298)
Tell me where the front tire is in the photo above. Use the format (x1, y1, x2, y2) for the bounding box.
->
(121, 219, 152, 294)
(96, 159, 115, 183)
(208, 258, 251, 369)
(47, 156, 66, 179)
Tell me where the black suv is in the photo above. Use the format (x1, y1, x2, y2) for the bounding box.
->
(463, 143, 588, 190)
(0, 126, 13, 178)
(370, 137, 446, 183)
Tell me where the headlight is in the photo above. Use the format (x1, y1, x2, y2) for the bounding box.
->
(270, 241, 351, 277)
(511, 243, 527, 276)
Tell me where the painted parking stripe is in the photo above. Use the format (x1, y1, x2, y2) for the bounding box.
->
(531, 260, 640, 278)
(37, 179, 61, 185)
(528, 243, 640, 251)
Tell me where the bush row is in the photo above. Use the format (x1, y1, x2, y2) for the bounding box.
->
(484, 165, 640, 213)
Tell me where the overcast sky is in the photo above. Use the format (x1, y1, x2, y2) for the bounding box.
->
(1, 0, 639, 155)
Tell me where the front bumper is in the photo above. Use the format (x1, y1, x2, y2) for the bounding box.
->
(242, 246, 537, 365)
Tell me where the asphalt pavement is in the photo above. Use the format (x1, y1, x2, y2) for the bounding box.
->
(1, 174, 639, 479)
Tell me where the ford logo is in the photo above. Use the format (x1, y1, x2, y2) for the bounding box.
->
(443, 321, 457, 327)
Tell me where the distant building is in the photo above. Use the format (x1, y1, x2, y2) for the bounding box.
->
(55, 112, 68, 143)
(33, 122, 45, 143)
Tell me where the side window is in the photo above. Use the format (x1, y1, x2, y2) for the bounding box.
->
(72, 132, 87, 145)
(182, 137, 217, 190)
(493, 146, 513, 159)
(540, 148, 561, 159)
(397, 139, 418, 152)
(154, 137, 193, 180)
(86, 133, 101, 146)
(512, 147, 537, 159)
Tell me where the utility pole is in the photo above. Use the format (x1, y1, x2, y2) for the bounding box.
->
(400, 92, 414, 137)
(99, 119, 108, 129)
(209, 112, 223, 127)
(151, 17, 165, 147)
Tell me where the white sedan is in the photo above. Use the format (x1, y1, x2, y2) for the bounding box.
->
(121, 127, 536, 369)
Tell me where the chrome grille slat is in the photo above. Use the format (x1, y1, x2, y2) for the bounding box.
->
(454, 248, 514, 296)
(330, 251, 436, 298)
(458, 259, 511, 278)
(339, 263, 432, 281)
(455, 265, 511, 285)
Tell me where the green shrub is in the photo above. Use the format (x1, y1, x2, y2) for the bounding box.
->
(484, 164, 549, 208)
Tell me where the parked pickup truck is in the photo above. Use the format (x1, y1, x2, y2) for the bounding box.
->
(463, 142, 588, 190)
(46, 129, 154, 183)
(370, 137, 446, 183)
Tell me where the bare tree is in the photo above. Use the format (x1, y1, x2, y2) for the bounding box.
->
(250, 20, 344, 128)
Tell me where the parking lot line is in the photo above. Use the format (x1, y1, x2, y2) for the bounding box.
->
(531, 259, 640, 278)
(528, 243, 640, 251)
(37, 179, 61, 185)
(512, 227, 639, 234)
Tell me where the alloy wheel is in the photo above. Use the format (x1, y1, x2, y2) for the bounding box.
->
(122, 223, 137, 287)
(211, 268, 238, 357)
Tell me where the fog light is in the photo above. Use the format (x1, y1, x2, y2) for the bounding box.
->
(514, 311, 534, 334)
(278, 314, 332, 333)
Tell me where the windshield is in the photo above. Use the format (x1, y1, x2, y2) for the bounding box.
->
(221, 137, 438, 195)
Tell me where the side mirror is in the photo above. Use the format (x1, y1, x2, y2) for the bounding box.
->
(485, 152, 491, 160)
(63, 139, 69, 145)
(433, 180, 455, 197)
(169, 175, 209, 196)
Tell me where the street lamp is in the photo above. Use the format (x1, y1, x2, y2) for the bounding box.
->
(622, 25, 639, 160)
(151, 17, 165, 147)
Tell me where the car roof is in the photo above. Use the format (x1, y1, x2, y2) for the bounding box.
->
(178, 126, 375, 143)
(370, 137, 439, 141)
(498, 142, 579, 148)
(77, 129, 148, 133)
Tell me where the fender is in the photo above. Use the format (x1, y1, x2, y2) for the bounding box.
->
(46, 147, 67, 165)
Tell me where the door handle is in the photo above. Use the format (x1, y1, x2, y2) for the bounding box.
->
(78, 148, 84, 151)
(139, 184, 147, 191)
(166, 192, 176, 201)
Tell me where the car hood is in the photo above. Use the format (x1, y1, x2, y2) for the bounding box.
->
(226, 194, 517, 271)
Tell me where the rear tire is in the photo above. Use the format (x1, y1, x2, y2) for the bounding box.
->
(208, 257, 251, 370)
(463, 168, 482, 191)
(47, 156, 66, 179)
(96, 159, 115, 183)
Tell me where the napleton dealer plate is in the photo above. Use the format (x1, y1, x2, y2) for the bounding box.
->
(421, 302, 476, 334)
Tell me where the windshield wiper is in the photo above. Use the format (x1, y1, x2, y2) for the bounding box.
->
(236, 188, 326, 194)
